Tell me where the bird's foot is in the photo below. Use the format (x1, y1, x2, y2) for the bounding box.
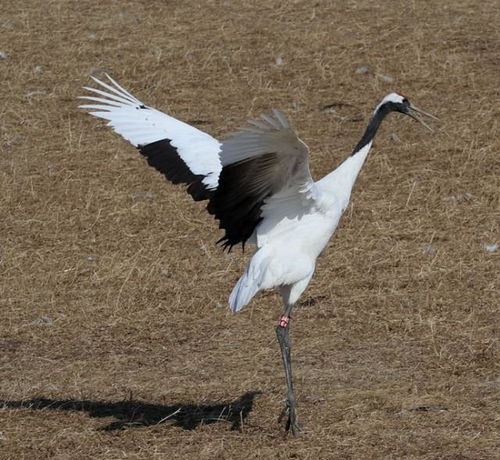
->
(278, 399, 302, 436)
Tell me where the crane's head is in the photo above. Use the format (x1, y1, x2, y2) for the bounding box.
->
(378, 93, 438, 131)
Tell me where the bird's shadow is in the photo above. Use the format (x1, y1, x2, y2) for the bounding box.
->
(0, 391, 261, 431)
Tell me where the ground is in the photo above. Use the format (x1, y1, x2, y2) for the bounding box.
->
(0, 0, 498, 458)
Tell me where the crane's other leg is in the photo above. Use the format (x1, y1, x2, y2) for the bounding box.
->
(276, 302, 301, 435)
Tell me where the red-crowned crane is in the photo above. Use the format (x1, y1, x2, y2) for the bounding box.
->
(80, 75, 436, 434)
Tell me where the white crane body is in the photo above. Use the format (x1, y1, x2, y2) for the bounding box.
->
(232, 139, 373, 312)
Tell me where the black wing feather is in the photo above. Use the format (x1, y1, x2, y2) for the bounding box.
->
(207, 153, 278, 250)
(138, 138, 213, 201)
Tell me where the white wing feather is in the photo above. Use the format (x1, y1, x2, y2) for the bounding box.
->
(79, 74, 222, 190)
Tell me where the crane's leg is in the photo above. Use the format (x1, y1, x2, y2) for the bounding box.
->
(276, 302, 301, 435)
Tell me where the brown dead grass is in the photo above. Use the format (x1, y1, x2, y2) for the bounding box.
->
(0, 0, 498, 458)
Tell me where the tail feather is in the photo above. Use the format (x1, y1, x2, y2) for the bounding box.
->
(229, 265, 262, 312)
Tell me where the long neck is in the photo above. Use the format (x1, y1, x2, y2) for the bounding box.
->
(351, 103, 391, 156)
(316, 103, 392, 207)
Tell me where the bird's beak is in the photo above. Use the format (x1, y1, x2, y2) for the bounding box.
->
(407, 104, 439, 131)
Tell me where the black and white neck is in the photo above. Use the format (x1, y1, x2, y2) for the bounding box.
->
(318, 93, 408, 205)
(351, 93, 406, 156)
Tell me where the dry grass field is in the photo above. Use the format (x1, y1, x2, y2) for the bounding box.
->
(1, 0, 498, 458)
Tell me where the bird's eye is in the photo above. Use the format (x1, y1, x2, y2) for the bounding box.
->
(402, 98, 409, 104)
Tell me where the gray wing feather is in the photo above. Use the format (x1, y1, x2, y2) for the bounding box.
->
(207, 109, 316, 249)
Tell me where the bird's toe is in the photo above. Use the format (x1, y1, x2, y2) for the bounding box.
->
(278, 400, 303, 436)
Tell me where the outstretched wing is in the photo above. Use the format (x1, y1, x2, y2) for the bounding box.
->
(207, 109, 317, 250)
(79, 75, 222, 200)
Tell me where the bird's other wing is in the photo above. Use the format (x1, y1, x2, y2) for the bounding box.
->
(79, 74, 222, 201)
(207, 109, 317, 250)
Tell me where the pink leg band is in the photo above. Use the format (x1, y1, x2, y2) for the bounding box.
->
(278, 315, 290, 328)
